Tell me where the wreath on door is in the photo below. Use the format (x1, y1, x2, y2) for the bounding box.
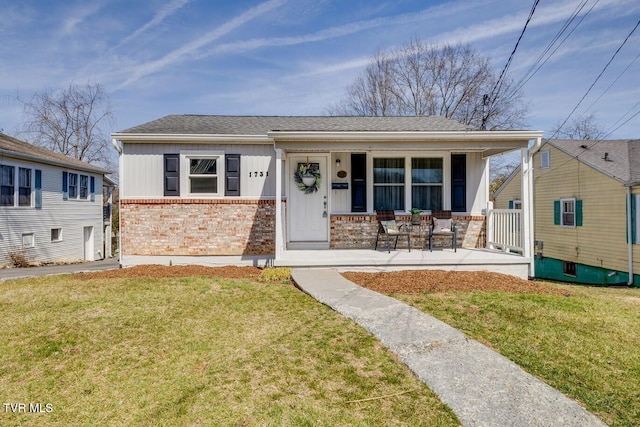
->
(294, 162, 321, 194)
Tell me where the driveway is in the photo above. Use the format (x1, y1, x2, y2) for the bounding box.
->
(0, 257, 121, 281)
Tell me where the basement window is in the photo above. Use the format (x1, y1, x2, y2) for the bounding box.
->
(562, 261, 577, 277)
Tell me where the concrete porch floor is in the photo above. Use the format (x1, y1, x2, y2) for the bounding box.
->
(275, 248, 531, 279)
(121, 248, 531, 280)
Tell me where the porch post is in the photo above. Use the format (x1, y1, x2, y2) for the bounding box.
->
(521, 146, 533, 276)
(275, 148, 284, 261)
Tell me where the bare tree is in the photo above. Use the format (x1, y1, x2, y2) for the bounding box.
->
(329, 40, 528, 130)
(551, 113, 605, 140)
(19, 82, 116, 170)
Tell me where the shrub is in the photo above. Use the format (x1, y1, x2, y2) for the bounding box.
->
(258, 267, 291, 284)
(9, 250, 31, 268)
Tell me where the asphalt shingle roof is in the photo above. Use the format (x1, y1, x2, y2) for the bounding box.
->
(118, 114, 473, 135)
(0, 132, 108, 174)
(545, 138, 640, 185)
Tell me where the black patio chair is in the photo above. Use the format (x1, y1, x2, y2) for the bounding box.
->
(428, 210, 457, 252)
(374, 210, 411, 253)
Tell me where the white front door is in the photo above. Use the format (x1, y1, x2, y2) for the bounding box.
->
(83, 226, 94, 261)
(288, 155, 329, 248)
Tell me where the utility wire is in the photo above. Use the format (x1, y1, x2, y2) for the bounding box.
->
(549, 18, 640, 139)
(514, 0, 598, 94)
(584, 52, 640, 112)
(482, 0, 539, 129)
(489, 0, 540, 103)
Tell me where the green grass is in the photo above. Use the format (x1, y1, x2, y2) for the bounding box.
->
(395, 284, 640, 427)
(0, 275, 459, 427)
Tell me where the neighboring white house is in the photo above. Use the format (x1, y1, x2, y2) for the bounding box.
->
(112, 115, 543, 273)
(0, 132, 113, 266)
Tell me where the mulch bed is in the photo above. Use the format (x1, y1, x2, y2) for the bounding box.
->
(77, 264, 566, 295)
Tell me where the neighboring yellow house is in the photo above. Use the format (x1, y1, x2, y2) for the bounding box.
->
(494, 138, 640, 286)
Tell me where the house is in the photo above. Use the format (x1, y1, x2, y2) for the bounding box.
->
(0, 132, 113, 267)
(494, 138, 640, 286)
(111, 115, 543, 274)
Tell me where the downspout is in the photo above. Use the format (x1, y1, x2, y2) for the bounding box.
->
(627, 186, 634, 286)
(112, 139, 123, 265)
(274, 144, 284, 263)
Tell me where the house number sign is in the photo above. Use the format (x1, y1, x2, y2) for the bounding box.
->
(248, 171, 269, 178)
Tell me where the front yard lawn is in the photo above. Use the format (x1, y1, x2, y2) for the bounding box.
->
(348, 270, 639, 427)
(0, 273, 458, 426)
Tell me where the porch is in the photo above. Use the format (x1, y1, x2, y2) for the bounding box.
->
(275, 247, 531, 279)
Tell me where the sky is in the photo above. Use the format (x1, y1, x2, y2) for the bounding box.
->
(1, 0, 639, 140)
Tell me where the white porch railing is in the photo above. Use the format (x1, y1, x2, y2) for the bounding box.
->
(487, 208, 523, 254)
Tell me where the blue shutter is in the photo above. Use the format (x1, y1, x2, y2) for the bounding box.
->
(575, 200, 583, 227)
(508, 200, 514, 209)
(62, 171, 68, 200)
(553, 200, 560, 225)
(90, 176, 95, 202)
(35, 170, 42, 208)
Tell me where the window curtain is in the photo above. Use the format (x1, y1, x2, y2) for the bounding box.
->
(373, 158, 404, 210)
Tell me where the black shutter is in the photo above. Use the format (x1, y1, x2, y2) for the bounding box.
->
(351, 153, 366, 212)
(225, 154, 241, 196)
(451, 154, 466, 212)
(164, 154, 180, 196)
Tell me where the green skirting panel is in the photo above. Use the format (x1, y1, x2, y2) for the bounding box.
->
(534, 257, 640, 286)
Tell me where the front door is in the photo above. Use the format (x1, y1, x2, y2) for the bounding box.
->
(288, 155, 329, 248)
(83, 226, 94, 261)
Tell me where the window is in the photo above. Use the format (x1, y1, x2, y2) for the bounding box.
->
(51, 228, 63, 242)
(411, 158, 443, 211)
(79, 175, 89, 199)
(563, 261, 577, 277)
(188, 157, 219, 194)
(374, 158, 405, 210)
(561, 198, 576, 227)
(510, 200, 522, 209)
(68, 173, 78, 198)
(18, 167, 31, 206)
(1, 165, 15, 206)
(540, 150, 550, 169)
(22, 233, 35, 249)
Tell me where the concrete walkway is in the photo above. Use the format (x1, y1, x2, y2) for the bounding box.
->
(0, 257, 120, 281)
(291, 268, 607, 427)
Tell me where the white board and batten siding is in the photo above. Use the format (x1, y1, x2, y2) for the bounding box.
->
(122, 143, 282, 199)
(0, 159, 104, 266)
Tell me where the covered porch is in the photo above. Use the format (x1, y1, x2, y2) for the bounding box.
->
(270, 128, 543, 277)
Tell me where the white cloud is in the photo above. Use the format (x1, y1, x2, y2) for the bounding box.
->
(117, 0, 286, 88)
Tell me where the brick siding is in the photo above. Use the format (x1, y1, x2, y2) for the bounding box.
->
(330, 214, 486, 250)
(120, 199, 275, 255)
(121, 200, 486, 255)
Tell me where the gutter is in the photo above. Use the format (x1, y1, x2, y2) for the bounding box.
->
(0, 148, 108, 174)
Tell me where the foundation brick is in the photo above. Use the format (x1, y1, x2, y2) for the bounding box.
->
(121, 199, 275, 256)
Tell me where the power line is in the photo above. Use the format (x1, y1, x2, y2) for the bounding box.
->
(489, 0, 540, 103)
(584, 52, 640, 112)
(550, 18, 640, 139)
(514, 0, 599, 94)
(482, 0, 539, 129)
